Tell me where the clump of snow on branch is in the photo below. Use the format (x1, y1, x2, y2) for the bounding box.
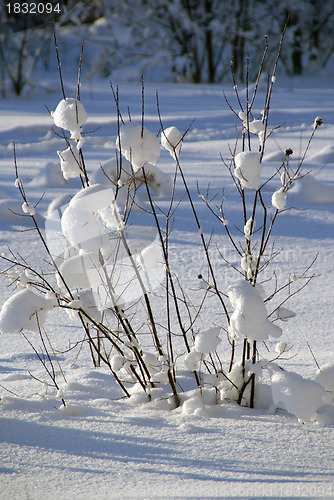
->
(110, 353, 126, 372)
(0, 289, 56, 334)
(240, 252, 257, 280)
(228, 280, 282, 341)
(161, 126, 182, 159)
(275, 342, 292, 355)
(239, 111, 266, 145)
(184, 348, 202, 371)
(57, 146, 81, 180)
(52, 98, 88, 181)
(272, 187, 287, 210)
(313, 116, 323, 130)
(116, 122, 160, 172)
(244, 217, 255, 240)
(21, 201, 35, 216)
(194, 327, 221, 354)
(234, 152, 262, 190)
(183, 327, 221, 371)
(52, 98, 87, 143)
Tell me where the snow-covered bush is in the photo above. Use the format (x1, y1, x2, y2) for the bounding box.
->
(1, 37, 332, 424)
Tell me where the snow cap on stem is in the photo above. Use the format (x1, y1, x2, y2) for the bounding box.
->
(194, 326, 221, 354)
(161, 126, 182, 159)
(52, 98, 87, 144)
(271, 187, 287, 210)
(234, 151, 262, 190)
(228, 280, 282, 341)
(313, 116, 323, 130)
(57, 146, 81, 180)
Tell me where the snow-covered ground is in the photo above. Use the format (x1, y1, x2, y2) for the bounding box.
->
(0, 73, 334, 499)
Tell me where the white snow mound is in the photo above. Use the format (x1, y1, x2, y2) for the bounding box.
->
(28, 162, 69, 187)
(307, 144, 334, 164)
(290, 175, 334, 205)
(315, 365, 334, 395)
(271, 368, 327, 422)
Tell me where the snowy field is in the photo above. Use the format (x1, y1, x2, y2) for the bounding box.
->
(0, 72, 334, 499)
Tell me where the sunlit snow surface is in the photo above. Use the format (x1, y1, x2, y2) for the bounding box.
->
(0, 75, 334, 499)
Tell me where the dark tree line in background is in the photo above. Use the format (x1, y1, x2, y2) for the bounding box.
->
(1, 0, 333, 95)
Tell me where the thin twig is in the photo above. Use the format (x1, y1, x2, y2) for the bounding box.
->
(53, 23, 66, 100)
